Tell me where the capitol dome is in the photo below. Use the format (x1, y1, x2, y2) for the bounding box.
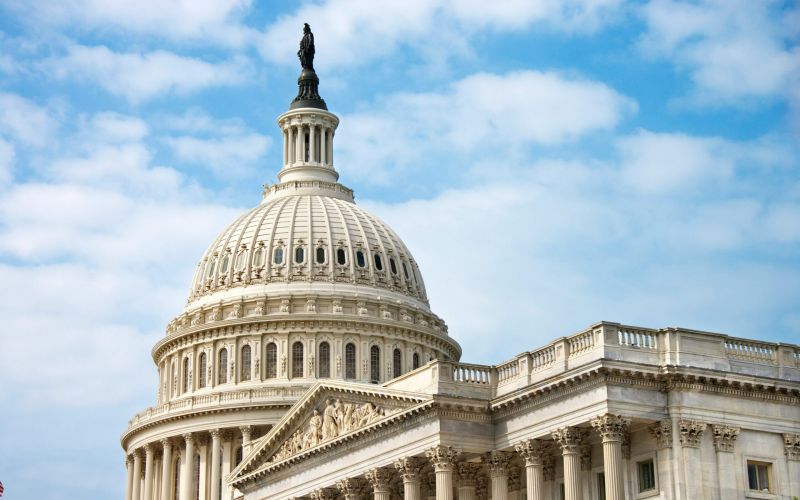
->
(122, 27, 460, 500)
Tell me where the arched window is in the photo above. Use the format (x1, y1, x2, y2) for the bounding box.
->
(294, 247, 305, 264)
(336, 248, 347, 265)
(182, 357, 190, 393)
(265, 343, 277, 379)
(273, 247, 284, 265)
(370, 345, 380, 384)
(374, 253, 383, 271)
(413, 352, 420, 369)
(345, 343, 356, 380)
(356, 250, 367, 268)
(241, 345, 251, 381)
(390, 257, 398, 275)
(198, 352, 207, 388)
(218, 348, 228, 384)
(316, 247, 326, 264)
(318, 342, 330, 378)
(393, 348, 402, 378)
(292, 341, 304, 378)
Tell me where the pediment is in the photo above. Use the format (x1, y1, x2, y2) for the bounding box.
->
(232, 380, 432, 484)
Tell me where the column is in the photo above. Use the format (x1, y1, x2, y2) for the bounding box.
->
(125, 455, 134, 500)
(591, 414, 629, 500)
(425, 445, 459, 500)
(647, 420, 674, 499)
(456, 462, 481, 500)
(296, 125, 304, 162)
(309, 124, 316, 162)
(311, 487, 337, 500)
(197, 437, 208, 500)
(712, 425, 739, 500)
(784, 433, 800, 497)
(542, 454, 555, 500)
(336, 478, 363, 500)
(210, 430, 222, 500)
(395, 457, 424, 500)
(320, 126, 327, 164)
(552, 427, 584, 500)
(160, 439, 173, 500)
(132, 449, 143, 500)
(328, 130, 333, 166)
(240, 425, 253, 456)
(579, 445, 591, 500)
(366, 467, 393, 500)
(283, 128, 288, 166)
(220, 434, 233, 500)
(678, 420, 706, 500)
(143, 444, 155, 500)
(515, 439, 548, 500)
(484, 451, 513, 500)
(287, 126, 295, 165)
(180, 433, 195, 500)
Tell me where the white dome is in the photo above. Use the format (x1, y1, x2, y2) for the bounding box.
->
(187, 186, 429, 310)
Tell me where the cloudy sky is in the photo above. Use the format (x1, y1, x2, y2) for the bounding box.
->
(0, 0, 798, 498)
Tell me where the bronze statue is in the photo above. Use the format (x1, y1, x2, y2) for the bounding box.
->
(298, 23, 315, 70)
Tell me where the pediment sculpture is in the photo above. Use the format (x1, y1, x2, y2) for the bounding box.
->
(270, 398, 391, 463)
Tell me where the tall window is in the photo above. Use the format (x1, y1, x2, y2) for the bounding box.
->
(198, 352, 207, 388)
(389, 257, 398, 275)
(393, 348, 402, 378)
(336, 248, 347, 265)
(241, 345, 252, 381)
(356, 250, 367, 268)
(182, 357, 190, 393)
(412, 352, 420, 369)
(316, 247, 326, 264)
(374, 253, 383, 271)
(370, 345, 380, 383)
(273, 247, 284, 265)
(295, 247, 305, 263)
(292, 341, 304, 378)
(252, 245, 264, 267)
(345, 343, 356, 380)
(265, 343, 277, 379)
(218, 348, 228, 384)
(318, 342, 330, 378)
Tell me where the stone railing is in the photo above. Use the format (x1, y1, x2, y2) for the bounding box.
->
(125, 385, 309, 433)
(385, 322, 800, 398)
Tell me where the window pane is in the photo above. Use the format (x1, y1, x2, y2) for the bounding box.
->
(319, 342, 330, 378)
(390, 258, 398, 275)
(345, 343, 356, 379)
(241, 345, 251, 381)
(295, 247, 304, 263)
(374, 254, 383, 271)
(336, 248, 346, 265)
(273, 247, 284, 265)
(198, 353, 206, 388)
(638, 459, 655, 492)
(747, 463, 757, 490)
(316, 247, 325, 264)
(218, 349, 228, 384)
(757, 464, 769, 491)
(370, 345, 380, 383)
(412, 353, 420, 369)
(292, 342, 304, 378)
(253, 247, 264, 267)
(266, 343, 277, 379)
(402, 261, 410, 280)
(393, 348, 402, 378)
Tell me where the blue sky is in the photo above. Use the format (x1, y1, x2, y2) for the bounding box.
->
(0, 1, 798, 498)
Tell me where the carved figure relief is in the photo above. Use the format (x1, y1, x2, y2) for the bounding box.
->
(270, 398, 389, 463)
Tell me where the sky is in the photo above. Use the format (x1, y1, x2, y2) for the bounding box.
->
(0, 0, 798, 498)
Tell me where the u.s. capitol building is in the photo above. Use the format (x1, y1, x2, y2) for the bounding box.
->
(122, 26, 800, 500)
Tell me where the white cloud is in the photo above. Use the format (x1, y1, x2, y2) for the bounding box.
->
(639, 0, 800, 103)
(3, 0, 256, 46)
(260, 0, 623, 69)
(0, 92, 59, 148)
(0, 139, 14, 186)
(48, 45, 249, 103)
(337, 70, 636, 183)
(166, 134, 271, 177)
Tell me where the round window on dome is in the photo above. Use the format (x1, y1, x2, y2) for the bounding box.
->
(336, 248, 347, 265)
(295, 247, 305, 264)
(390, 257, 398, 275)
(374, 253, 383, 271)
(356, 250, 367, 268)
(316, 247, 326, 264)
(273, 247, 284, 265)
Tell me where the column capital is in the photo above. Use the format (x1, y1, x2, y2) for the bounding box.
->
(425, 445, 460, 472)
(125, 454, 133, 466)
(394, 456, 425, 480)
(131, 448, 143, 459)
(456, 462, 483, 487)
(552, 426, 585, 454)
(515, 438, 550, 466)
(591, 414, 630, 442)
(335, 477, 364, 494)
(209, 428, 223, 440)
(783, 433, 800, 461)
(678, 419, 706, 448)
(482, 450, 513, 477)
(579, 444, 592, 471)
(310, 487, 337, 500)
(648, 420, 673, 449)
(182, 432, 195, 445)
(143, 442, 155, 455)
(711, 424, 740, 453)
(365, 467, 392, 491)
(239, 425, 253, 437)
